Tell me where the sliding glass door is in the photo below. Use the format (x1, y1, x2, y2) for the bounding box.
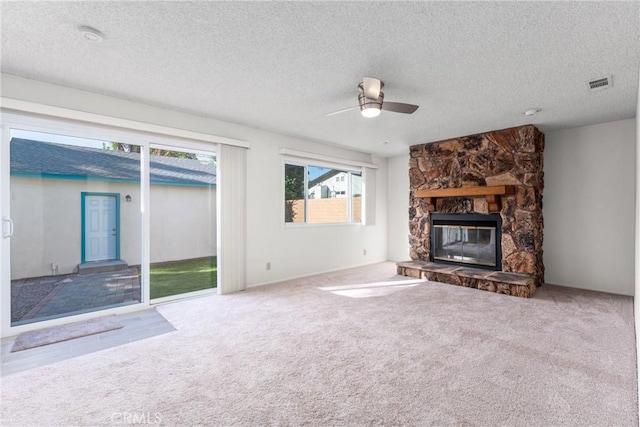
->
(1, 114, 221, 335)
(149, 146, 217, 300)
(7, 129, 143, 326)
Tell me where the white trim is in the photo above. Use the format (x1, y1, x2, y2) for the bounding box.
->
(150, 287, 217, 305)
(141, 145, 151, 305)
(2, 111, 150, 147)
(279, 148, 378, 169)
(634, 67, 640, 423)
(149, 141, 217, 156)
(0, 124, 11, 337)
(283, 157, 362, 174)
(1, 97, 250, 149)
(284, 222, 363, 229)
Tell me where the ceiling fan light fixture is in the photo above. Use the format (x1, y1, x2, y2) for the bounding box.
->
(361, 104, 382, 118)
(359, 90, 384, 118)
(325, 77, 418, 118)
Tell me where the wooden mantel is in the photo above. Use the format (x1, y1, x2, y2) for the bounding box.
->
(414, 185, 515, 212)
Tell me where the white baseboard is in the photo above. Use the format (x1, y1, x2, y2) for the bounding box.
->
(544, 282, 633, 297)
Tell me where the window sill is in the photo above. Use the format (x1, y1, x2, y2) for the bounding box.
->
(284, 222, 362, 229)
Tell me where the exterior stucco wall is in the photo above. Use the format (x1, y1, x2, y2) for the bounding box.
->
(150, 184, 216, 264)
(10, 177, 216, 280)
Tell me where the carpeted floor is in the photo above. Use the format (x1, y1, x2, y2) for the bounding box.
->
(1, 262, 637, 426)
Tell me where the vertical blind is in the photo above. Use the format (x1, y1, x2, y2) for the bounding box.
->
(216, 143, 247, 294)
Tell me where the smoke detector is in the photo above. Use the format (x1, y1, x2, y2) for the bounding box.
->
(588, 76, 611, 91)
(79, 26, 104, 43)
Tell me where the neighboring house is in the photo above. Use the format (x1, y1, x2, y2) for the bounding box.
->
(308, 170, 361, 199)
(9, 139, 217, 280)
(290, 169, 362, 224)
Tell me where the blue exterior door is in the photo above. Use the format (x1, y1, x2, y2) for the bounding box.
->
(84, 194, 118, 262)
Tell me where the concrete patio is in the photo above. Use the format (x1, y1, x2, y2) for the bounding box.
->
(11, 269, 141, 325)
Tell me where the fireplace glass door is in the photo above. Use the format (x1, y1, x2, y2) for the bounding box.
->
(433, 225, 497, 267)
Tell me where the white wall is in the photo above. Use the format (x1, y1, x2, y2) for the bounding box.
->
(1, 74, 388, 286)
(386, 154, 410, 261)
(246, 140, 387, 284)
(544, 119, 636, 295)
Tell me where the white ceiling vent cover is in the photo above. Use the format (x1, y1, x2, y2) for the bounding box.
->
(588, 76, 611, 91)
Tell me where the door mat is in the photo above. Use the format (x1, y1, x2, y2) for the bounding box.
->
(11, 315, 123, 352)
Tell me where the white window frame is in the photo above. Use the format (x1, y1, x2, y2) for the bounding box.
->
(280, 148, 377, 228)
(283, 158, 363, 226)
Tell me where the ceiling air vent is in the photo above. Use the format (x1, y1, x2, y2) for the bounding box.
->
(588, 76, 611, 91)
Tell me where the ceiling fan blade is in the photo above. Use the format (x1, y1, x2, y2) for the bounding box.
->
(382, 102, 419, 114)
(362, 76, 381, 99)
(325, 105, 359, 116)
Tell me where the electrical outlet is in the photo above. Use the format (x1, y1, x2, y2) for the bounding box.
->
(363, 249, 367, 256)
(266, 262, 271, 271)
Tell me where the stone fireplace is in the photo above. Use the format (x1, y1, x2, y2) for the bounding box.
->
(397, 125, 544, 298)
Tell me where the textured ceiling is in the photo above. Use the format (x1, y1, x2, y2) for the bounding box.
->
(1, 1, 639, 156)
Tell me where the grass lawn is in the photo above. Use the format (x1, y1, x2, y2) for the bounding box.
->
(150, 256, 217, 299)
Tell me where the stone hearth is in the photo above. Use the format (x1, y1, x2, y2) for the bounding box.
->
(397, 261, 536, 298)
(399, 125, 544, 298)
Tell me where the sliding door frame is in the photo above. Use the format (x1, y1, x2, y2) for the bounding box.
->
(148, 142, 218, 303)
(0, 111, 222, 337)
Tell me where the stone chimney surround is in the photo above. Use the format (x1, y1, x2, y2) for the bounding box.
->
(397, 125, 544, 298)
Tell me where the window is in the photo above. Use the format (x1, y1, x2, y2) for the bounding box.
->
(284, 162, 362, 224)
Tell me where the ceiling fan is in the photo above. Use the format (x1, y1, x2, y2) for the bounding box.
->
(326, 77, 419, 118)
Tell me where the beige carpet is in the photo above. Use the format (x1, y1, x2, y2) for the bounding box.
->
(1, 262, 637, 426)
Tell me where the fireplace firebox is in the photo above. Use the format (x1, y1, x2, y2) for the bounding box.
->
(430, 213, 502, 270)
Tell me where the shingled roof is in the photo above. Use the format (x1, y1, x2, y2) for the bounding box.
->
(10, 139, 216, 186)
